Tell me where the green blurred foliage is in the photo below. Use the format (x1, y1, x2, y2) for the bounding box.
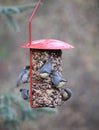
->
(0, 93, 58, 130)
(0, 3, 38, 31)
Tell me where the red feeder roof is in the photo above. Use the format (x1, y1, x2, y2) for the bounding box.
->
(21, 39, 74, 50)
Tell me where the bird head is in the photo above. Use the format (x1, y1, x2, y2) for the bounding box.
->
(61, 88, 72, 101)
(25, 65, 30, 70)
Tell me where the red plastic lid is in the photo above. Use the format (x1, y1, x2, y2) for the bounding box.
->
(21, 39, 74, 50)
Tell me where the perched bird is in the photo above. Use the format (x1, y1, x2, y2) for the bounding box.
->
(20, 88, 30, 101)
(16, 65, 30, 87)
(51, 69, 67, 88)
(61, 88, 72, 101)
(39, 58, 52, 78)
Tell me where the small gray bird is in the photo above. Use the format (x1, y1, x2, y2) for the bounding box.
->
(61, 88, 72, 101)
(20, 88, 30, 101)
(39, 58, 52, 78)
(16, 65, 30, 87)
(52, 69, 67, 88)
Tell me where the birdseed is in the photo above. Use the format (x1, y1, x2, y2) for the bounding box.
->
(31, 49, 63, 107)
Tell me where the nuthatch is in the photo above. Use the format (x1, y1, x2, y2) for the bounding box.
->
(20, 88, 30, 101)
(16, 65, 30, 87)
(52, 69, 67, 88)
(39, 58, 52, 78)
(61, 88, 72, 101)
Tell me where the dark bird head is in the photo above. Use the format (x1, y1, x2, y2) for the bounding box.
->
(20, 88, 29, 93)
(64, 88, 72, 100)
(25, 65, 30, 70)
(20, 88, 23, 92)
(61, 88, 72, 101)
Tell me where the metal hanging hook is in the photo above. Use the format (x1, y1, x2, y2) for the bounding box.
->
(29, 0, 41, 108)
(29, 0, 41, 45)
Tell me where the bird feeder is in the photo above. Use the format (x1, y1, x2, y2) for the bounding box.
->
(21, 0, 74, 108)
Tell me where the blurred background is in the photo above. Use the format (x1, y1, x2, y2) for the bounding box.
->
(0, 0, 99, 130)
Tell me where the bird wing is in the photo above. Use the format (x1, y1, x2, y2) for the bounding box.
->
(16, 69, 26, 86)
(40, 61, 52, 73)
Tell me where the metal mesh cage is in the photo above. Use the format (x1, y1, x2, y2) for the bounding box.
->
(31, 49, 63, 107)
